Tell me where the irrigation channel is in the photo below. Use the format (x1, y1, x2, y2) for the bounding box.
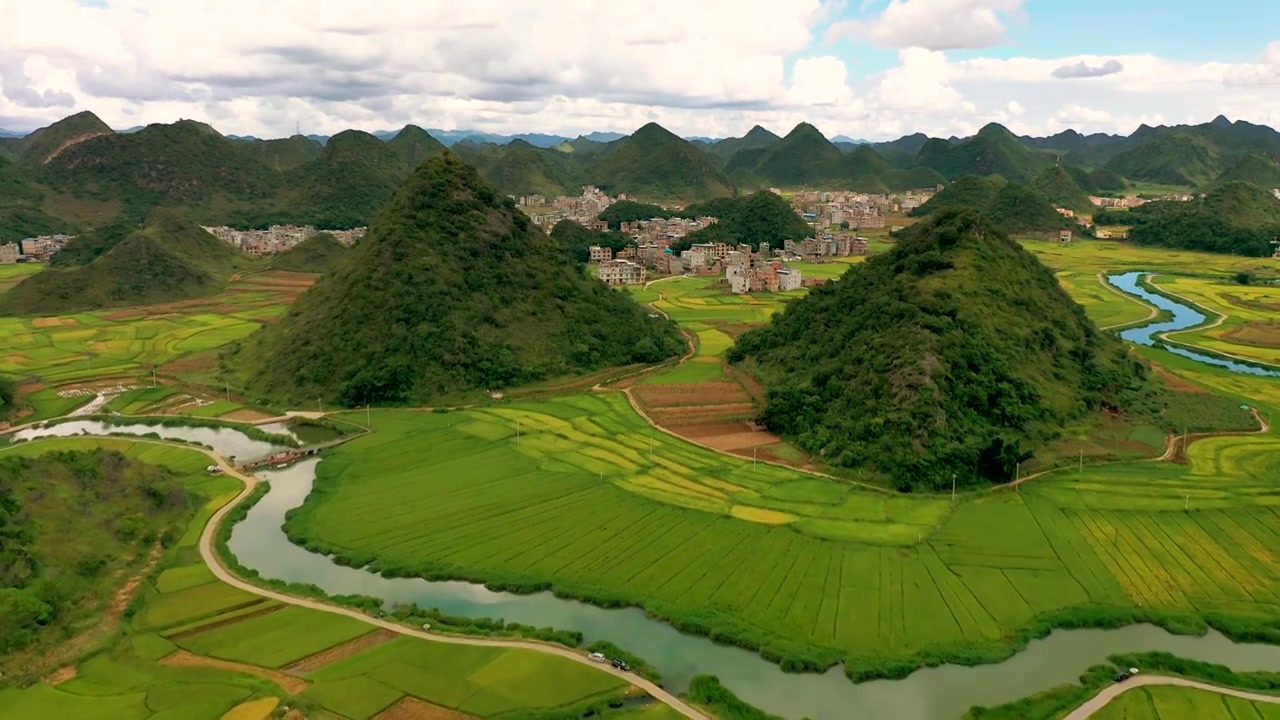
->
(11, 278, 1280, 719)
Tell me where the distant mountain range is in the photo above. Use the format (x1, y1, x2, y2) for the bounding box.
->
(3, 109, 1280, 253)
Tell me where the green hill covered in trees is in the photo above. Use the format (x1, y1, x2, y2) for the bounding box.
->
(728, 209, 1147, 491)
(386, 125, 447, 167)
(269, 232, 348, 273)
(228, 152, 684, 406)
(591, 123, 733, 201)
(912, 175, 1074, 234)
(0, 155, 75, 243)
(0, 208, 242, 314)
(550, 220, 634, 263)
(1030, 165, 1095, 213)
(673, 191, 814, 251)
(706, 125, 781, 165)
(1122, 181, 1280, 256)
(915, 124, 1051, 183)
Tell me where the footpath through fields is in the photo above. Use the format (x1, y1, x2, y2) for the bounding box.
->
(1063, 675, 1280, 719)
(194, 448, 710, 720)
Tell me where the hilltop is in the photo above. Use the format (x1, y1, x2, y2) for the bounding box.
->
(912, 175, 1075, 234)
(228, 152, 684, 406)
(0, 208, 242, 314)
(386, 125, 448, 167)
(269, 232, 348, 273)
(458, 140, 583, 197)
(1124, 181, 1280, 256)
(1103, 132, 1220, 186)
(745, 123, 845, 187)
(270, 130, 412, 228)
(728, 209, 1147, 491)
(239, 134, 324, 171)
(1210, 153, 1280, 189)
(590, 123, 733, 201)
(12, 110, 113, 165)
(916, 124, 1051, 183)
(707, 125, 781, 165)
(1030, 165, 1095, 213)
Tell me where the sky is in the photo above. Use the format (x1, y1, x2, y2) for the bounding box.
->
(1, 0, 1279, 141)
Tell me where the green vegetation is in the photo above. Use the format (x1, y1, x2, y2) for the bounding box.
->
(267, 130, 411, 229)
(10, 110, 114, 164)
(912, 175, 1074, 235)
(0, 154, 77, 243)
(0, 208, 244, 315)
(267, 232, 348, 273)
(730, 209, 1146, 490)
(237, 134, 324, 172)
(685, 675, 781, 720)
(0, 436, 639, 720)
(1030, 165, 1095, 214)
(1120, 182, 1280, 256)
(0, 449, 192, 655)
(0, 374, 15, 421)
(48, 217, 135, 267)
(230, 152, 684, 406)
(707, 125, 782, 165)
(591, 123, 734, 201)
(746, 122, 846, 187)
(917, 124, 1051, 183)
(1210, 152, 1280, 190)
(550, 220, 634, 263)
(459, 139, 585, 198)
(673, 190, 814, 251)
(598, 200, 675, 228)
(385, 124, 447, 167)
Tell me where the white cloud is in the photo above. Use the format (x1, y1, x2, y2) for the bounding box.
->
(1006, 100, 1024, 115)
(786, 57, 856, 106)
(828, 0, 1025, 51)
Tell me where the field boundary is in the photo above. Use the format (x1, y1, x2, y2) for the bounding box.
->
(1145, 276, 1280, 372)
(1095, 271, 1160, 332)
(1063, 674, 1280, 719)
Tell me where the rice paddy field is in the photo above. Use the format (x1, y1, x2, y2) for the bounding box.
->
(1093, 686, 1280, 719)
(0, 262, 43, 295)
(1148, 275, 1280, 368)
(290, 384, 1280, 672)
(0, 436, 640, 720)
(0, 270, 312, 387)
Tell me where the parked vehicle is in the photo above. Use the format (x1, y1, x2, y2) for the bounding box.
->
(1114, 668, 1140, 683)
(587, 652, 606, 663)
(611, 658, 631, 672)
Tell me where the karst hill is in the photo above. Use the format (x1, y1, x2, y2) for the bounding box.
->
(228, 152, 685, 406)
(729, 208, 1148, 491)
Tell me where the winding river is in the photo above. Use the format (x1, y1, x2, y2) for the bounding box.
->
(1106, 271, 1280, 377)
(10, 276, 1280, 719)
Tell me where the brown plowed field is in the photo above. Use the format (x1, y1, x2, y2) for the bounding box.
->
(374, 697, 474, 720)
(648, 404, 757, 425)
(673, 422, 780, 451)
(286, 629, 397, 674)
(634, 381, 752, 408)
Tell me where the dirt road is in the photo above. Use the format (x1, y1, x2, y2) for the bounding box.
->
(1063, 675, 1280, 719)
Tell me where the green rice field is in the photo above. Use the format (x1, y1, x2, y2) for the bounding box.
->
(1094, 686, 1280, 719)
(0, 435, 645, 720)
(289, 387, 1280, 672)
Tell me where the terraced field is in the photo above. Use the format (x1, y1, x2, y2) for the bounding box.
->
(0, 436, 640, 720)
(290, 392, 1280, 673)
(1150, 275, 1280, 367)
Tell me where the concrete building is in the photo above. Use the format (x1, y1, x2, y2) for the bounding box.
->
(598, 259, 646, 285)
(776, 268, 802, 291)
(0, 242, 17, 264)
(1057, 230, 1074, 242)
(588, 245, 613, 263)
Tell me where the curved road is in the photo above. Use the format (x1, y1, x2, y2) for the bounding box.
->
(1063, 675, 1280, 719)
(195, 452, 709, 720)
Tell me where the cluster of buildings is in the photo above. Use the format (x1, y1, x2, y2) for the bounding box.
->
(0, 234, 76, 263)
(786, 186, 939, 231)
(527, 186, 625, 230)
(200, 224, 366, 255)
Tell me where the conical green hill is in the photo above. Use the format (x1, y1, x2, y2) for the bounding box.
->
(231, 152, 685, 406)
(729, 209, 1146, 491)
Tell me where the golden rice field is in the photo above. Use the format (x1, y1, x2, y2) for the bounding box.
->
(1150, 275, 1280, 367)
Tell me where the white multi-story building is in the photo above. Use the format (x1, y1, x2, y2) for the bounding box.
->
(0, 242, 17, 264)
(597, 259, 646, 285)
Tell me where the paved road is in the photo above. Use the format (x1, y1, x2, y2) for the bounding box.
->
(196, 452, 711, 720)
(1063, 674, 1280, 719)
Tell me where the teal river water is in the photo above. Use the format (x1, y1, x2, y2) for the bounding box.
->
(11, 277, 1280, 719)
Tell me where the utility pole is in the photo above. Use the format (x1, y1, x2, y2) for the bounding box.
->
(318, 398, 323, 414)
(1185, 494, 1189, 511)
(951, 473, 956, 501)
(649, 435, 653, 460)
(225, 382, 230, 403)
(151, 368, 156, 388)
(753, 446, 758, 468)
(1079, 449, 1083, 473)
(366, 404, 371, 427)
(516, 420, 521, 445)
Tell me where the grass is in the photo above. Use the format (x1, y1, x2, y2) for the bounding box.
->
(284, 388, 1280, 677)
